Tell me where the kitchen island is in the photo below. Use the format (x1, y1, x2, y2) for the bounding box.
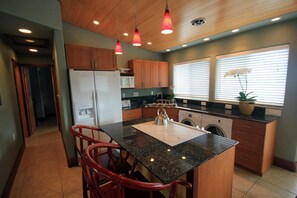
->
(101, 118, 238, 198)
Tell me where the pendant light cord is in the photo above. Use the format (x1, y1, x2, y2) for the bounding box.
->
(116, 0, 119, 39)
(134, 0, 137, 28)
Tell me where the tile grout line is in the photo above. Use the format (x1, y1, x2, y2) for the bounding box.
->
(259, 178, 297, 196)
(241, 177, 261, 198)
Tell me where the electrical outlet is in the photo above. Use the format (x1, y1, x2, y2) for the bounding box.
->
(12, 133, 16, 141)
(225, 104, 232, 109)
(151, 91, 154, 95)
(201, 101, 207, 106)
(265, 108, 282, 116)
(133, 92, 139, 97)
(183, 99, 187, 104)
(122, 93, 126, 98)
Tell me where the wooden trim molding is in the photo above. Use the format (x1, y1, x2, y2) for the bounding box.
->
(273, 156, 296, 172)
(2, 143, 26, 198)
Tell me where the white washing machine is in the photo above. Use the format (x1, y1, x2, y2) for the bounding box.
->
(201, 114, 233, 138)
(178, 110, 202, 128)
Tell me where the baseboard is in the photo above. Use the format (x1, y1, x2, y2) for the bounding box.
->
(1, 143, 26, 198)
(273, 156, 296, 172)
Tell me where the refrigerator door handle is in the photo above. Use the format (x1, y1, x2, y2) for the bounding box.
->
(95, 89, 101, 126)
(92, 90, 98, 126)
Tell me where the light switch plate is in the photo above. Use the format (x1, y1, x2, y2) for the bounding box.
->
(225, 104, 232, 109)
(133, 92, 139, 97)
(201, 101, 207, 106)
(183, 99, 187, 104)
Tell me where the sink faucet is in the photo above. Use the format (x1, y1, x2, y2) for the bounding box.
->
(156, 92, 163, 100)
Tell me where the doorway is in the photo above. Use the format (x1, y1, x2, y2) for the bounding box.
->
(28, 66, 57, 134)
(12, 60, 61, 137)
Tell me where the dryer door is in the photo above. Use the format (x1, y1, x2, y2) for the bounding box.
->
(181, 118, 196, 127)
(204, 124, 226, 137)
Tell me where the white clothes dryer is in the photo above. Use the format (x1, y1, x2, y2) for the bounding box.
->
(178, 110, 202, 128)
(201, 114, 233, 138)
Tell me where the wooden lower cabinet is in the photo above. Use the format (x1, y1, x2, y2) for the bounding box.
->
(232, 118, 277, 175)
(122, 108, 142, 121)
(142, 107, 179, 122)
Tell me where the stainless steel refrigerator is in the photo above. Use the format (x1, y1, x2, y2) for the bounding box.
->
(69, 70, 122, 141)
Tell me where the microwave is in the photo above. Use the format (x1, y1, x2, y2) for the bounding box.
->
(120, 76, 135, 88)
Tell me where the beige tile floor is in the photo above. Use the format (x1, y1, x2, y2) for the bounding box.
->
(9, 118, 297, 198)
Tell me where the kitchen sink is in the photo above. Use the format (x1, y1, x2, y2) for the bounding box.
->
(145, 99, 177, 108)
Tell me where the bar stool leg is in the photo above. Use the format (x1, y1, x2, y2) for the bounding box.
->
(82, 172, 88, 198)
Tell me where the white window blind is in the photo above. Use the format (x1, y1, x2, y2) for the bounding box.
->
(215, 45, 289, 106)
(173, 58, 210, 100)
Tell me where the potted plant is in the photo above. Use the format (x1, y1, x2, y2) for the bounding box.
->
(168, 85, 175, 103)
(224, 67, 257, 115)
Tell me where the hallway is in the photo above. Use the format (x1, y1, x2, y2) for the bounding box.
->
(9, 119, 82, 198)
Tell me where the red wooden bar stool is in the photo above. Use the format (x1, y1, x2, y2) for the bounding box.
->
(84, 142, 192, 198)
(70, 125, 131, 198)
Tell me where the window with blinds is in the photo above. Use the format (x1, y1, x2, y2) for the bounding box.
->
(215, 45, 289, 106)
(173, 58, 210, 100)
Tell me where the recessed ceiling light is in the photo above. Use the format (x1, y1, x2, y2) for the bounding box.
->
(271, 17, 281, 22)
(93, 20, 99, 25)
(232, 29, 239, 33)
(123, 33, 129, 36)
(26, 39, 35, 43)
(147, 42, 152, 45)
(182, 44, 187, 47)
(166, 49, 171, 52)
(18, 29, 32, 34)
(29, 48, 38, 52)
(203, 38, 210, 41)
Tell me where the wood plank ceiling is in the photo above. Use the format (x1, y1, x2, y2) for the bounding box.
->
(61, 0, 297, 52)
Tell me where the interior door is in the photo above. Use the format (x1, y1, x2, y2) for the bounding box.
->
(50, 67, 62, 131)
(12, 59, 30, 137)
(21, 67, 36, 135)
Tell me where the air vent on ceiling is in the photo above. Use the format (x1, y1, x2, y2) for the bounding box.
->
(191, 17, 206, 26)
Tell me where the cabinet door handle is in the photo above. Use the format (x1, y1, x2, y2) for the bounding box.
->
(243, 125, 253, 129)
(242, 139, 254, 144)
(239, 156, 249, 161)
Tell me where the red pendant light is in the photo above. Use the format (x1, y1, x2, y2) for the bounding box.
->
(114, 1, 123, 54)
(132, 27, 141, 46)
(161, 0, 173, 34)
(115, 40, 123, 54)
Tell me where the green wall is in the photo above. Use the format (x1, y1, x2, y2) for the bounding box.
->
(164, 18, 297, 163)
(0, 37, 24, 195)
(0, 0, 77, 194)
(62, 22, 163, 68)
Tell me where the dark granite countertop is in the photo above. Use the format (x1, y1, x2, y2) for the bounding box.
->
(175, 103, 279, 123)
(101, 118, 238, 184)
(122, 97, 279, 123)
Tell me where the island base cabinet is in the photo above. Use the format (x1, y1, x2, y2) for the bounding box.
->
(189, 147, 235, 198)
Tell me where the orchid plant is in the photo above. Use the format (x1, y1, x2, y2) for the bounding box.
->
(224, 67, 257, 103)
(168, 85, 175, 100)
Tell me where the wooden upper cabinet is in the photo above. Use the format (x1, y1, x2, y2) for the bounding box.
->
(92, 48, 117, 70)
(159, 61, 169, 87)
(142, 60, 152, 88)
(65, 44, 116, 71)
(129, 60, 143, 88)
(65, 44, 93, 70)
(151, 61, 159, 88)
